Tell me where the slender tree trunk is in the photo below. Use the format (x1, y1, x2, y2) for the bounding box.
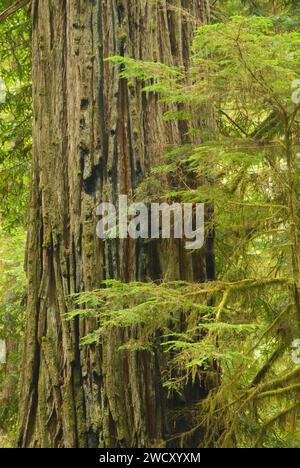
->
(18, 0, 211, 448)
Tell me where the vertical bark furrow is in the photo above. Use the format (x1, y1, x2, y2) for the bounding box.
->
(19, 0, 211, 448)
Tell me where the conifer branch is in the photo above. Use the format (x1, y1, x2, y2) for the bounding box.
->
(0, 0, 30, 24)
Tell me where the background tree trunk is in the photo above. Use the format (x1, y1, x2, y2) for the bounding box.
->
(18, 0, 211, 448)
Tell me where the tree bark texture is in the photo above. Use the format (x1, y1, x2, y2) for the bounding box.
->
(18, 0, 211, 448)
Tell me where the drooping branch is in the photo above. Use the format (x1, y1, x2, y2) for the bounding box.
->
(0, 0, 30, 24)
(254, 402, 300, 448)
(255, 383, 300, 400)
(218, 109, 249, 137)
(251, 343, 286, 387)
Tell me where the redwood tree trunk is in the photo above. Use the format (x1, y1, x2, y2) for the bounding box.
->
(18, 0, 211, 448)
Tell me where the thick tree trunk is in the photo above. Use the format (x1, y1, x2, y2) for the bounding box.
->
(18, 0, 211, 448)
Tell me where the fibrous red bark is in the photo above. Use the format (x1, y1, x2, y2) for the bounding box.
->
(18, 0, 211, 448)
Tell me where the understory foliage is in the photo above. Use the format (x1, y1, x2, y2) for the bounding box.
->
(70, 277, 300, 448)
(0, 229, 26, 443)
(0, 1, 30, 444)
(0, 0, 31, 230)
(70, 14, 300, 447)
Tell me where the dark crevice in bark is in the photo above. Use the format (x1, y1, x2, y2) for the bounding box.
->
(19, 0, 213, 448)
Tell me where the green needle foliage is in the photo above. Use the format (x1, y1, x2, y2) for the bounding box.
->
(0, 1, 30, 442)
(0, 228, 26, 443)
(69, 276, 299, 447)
(0, 0, 31, 230)
(69, 15, 300, 447)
